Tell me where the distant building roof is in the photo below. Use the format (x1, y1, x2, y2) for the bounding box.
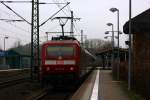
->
(96, 48, 128, 55)
(123, 8, 150, 34)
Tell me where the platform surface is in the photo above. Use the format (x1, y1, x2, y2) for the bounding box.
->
(98, 70, 129, 100)
(71, 69, 130, 100)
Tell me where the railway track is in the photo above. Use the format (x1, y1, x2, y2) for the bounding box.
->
(31, 70, 93, 100)
(31, 87, 74, 100)
(0, 68, 30, 83)
(32, 88, 49, 100)
(0, 77, 29, 89)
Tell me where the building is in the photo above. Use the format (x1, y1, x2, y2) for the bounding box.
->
(0, 50, 31, 69)
(123, 8, 150, 99)
(96, 48, 128, 70)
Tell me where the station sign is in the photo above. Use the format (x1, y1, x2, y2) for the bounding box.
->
(0, 51, 8, 57)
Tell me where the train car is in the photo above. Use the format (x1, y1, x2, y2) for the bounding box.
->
(40, 36, 96, 85)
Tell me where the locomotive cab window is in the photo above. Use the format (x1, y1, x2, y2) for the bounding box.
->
(46, 46, 75, 57)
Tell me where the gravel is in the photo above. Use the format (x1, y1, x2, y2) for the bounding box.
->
(0, 81, 42, 100)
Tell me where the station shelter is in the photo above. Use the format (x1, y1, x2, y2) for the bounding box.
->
(96, 48, 128, 70)
(0, 50, 30, 69)
(123, 8, 150, 99)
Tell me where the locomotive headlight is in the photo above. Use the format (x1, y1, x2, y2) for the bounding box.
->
(46, 67, 50, 71)
(70, 67, 74, 71)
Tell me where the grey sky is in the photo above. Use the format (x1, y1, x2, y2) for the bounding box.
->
(69, 0, 150, 47)
(0, 0, 149, 49)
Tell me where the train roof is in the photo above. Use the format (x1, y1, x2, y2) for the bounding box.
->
(43, 38, 80, 46)
(42, 36, 80, 46)
(43, 40, 79, 44)
(51, 36, 77, 40)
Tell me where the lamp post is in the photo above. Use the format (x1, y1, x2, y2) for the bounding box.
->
(110, 7, 120, 80)
(104, 36, 118, 39)
(45, 32, 48, 41)
(105, 31, 122, 40)
(4, 36, 8, 52)
(81, 30, 83, 46)
(106, 23, 114, 48)
(128, 0, 132, 90)
(106, 23, 114, 71)
(3, 36, 8, 65)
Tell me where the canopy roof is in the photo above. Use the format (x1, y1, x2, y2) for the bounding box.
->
(123, 8, 150, 34)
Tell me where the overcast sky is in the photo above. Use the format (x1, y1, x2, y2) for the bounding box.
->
(0, 0, 149, 50)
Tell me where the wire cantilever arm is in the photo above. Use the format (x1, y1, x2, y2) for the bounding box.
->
(39, 2, 70, 27)
(0, 1, 66, 4)
(1, 2, 31, 25)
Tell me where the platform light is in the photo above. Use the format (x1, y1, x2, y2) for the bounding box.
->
(110, 7, 120, 81)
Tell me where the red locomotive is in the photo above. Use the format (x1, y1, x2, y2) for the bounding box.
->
(40, 36, 96, 85)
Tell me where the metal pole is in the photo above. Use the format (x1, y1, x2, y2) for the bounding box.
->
(46, 32, 48, 41)
(61, 24, 64, 36)
(37, 0, 40, 80)
(128, 0, 132, 90)
(81, 30, 83, 46)
(3, 36, 8, 65)
(112, 24, 114, 72)
(70, 11, 74, 37)
(4, 38, 5, 52)
(3, 37, 6, 66)
(117, 10, 120, 80)
(31, 0, 40, 80)
(31, 0, 34, 79)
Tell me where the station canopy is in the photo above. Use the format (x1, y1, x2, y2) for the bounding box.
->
(123, 8, 150, 34)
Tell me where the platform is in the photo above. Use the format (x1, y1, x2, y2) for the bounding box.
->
(98, 70, 129, 100)
(71, 69, 129, 100)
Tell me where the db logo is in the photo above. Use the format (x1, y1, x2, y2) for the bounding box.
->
(58, 56, 62, 60)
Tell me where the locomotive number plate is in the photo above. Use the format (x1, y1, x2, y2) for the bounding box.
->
(56, 60, 64, 64)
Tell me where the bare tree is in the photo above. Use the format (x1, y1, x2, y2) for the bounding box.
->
(84, 39, 112, 51)
(12, 40, 21, 48)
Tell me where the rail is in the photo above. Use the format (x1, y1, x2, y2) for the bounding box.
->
(0, 77, 29, 89)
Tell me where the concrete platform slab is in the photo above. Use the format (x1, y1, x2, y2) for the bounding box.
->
(98, 70, 129, 100)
